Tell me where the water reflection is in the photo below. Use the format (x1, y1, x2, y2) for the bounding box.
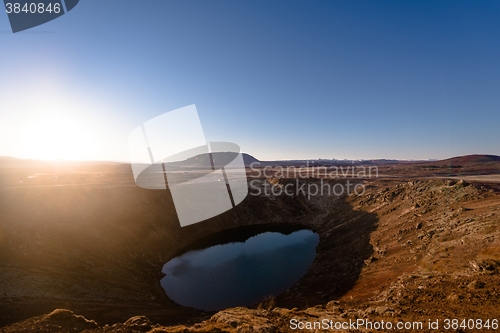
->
(161, 229, 319, 311)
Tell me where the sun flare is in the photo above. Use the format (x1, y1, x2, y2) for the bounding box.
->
(22, 117, 94, 161)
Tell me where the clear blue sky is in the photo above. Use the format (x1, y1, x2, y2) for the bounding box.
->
(0, 0, 499, 161)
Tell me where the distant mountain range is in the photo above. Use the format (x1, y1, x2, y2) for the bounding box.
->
(163, 152, 259, 168)
(162, 153, 500, 168)
(428, 154, 500, 166)
(252, 154, 500, 167)
(1, 154, 499, 168)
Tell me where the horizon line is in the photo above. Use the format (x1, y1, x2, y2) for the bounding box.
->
(1, 152, 499, 164)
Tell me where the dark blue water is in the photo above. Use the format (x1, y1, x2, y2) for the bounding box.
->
(161, 229, 319, 311)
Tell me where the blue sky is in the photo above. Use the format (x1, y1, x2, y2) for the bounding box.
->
(0, 0, 499, 161)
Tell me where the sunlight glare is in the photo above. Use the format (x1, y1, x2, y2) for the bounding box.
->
(22, 117, 95, 161)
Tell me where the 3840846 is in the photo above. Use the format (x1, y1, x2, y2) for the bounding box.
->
(5, 2, 61, 14)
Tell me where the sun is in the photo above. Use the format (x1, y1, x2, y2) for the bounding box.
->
(22, 117, 94, 161)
